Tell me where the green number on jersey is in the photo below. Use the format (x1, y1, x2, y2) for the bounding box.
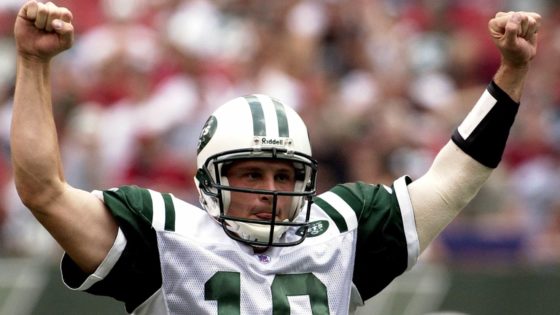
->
(272, 273, 330, 315)
(205, 272, 241, 315)
(205, 272, 330, 314)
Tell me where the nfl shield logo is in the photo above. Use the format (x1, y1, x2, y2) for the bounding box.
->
(257, 254, 271, 264)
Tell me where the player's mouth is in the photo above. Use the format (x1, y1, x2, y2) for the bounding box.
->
(252, 210, 282, 221)
(254, 212, 273, 220)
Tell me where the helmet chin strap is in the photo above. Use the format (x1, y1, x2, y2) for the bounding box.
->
(227, 219, 289, 244)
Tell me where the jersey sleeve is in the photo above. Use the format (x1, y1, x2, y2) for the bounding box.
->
(316, 178, 415, 301)
(60, 185, 165, 313)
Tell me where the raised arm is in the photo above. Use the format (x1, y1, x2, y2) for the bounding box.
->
(11, 0, 118, 273)
(408, 11, 541, 252)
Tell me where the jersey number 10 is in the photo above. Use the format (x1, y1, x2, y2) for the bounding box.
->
(205, 271, 330, 314)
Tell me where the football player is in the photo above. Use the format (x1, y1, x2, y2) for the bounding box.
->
(11, 1, 540, 314)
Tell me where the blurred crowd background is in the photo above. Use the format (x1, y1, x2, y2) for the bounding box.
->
(1, 0, 560, 271)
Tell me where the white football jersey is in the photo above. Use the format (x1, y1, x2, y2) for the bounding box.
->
(61, 176, 419, 314)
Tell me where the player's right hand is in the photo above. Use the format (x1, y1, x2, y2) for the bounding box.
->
(14, 0, 74, 62)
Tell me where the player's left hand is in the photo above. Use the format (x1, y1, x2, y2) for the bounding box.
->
(488, 11, 541, 67)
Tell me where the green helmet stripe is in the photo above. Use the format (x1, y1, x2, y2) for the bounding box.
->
(273, 99, 290, 137)
(246, 95, 266, 136)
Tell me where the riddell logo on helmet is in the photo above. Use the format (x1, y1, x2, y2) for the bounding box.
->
(260, 138, 285, 145)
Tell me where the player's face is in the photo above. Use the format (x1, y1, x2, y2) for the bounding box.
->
(225, 159, 296, 222)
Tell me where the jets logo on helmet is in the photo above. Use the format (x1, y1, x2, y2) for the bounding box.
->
(197, 116, 217, 154)
(195, 94, 318, 247)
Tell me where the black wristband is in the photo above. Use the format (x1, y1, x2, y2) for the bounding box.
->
(451, 81, 520, 168)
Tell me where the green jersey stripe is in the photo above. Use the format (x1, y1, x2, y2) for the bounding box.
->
(163, 193, 175, 232)
(272, 99, 289, 137)
(246, 95, 266, 136)
(140, 188, 154, 222)
(314, 197, 348, 233)
(317, 191, 359, 231)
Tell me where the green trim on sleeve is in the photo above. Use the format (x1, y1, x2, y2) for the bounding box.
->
(163, 193, 176, 232)
(313, 197, 348, 233)
(329, 184, 364, 211)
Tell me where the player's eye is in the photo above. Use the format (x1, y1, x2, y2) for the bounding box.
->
(244, 171, 262, 180)
(275, 173, 290, 182)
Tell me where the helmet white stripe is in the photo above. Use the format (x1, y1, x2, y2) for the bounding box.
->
(257, 95, 280, 138)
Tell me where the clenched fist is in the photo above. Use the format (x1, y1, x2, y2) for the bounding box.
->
(14, 0, 74, 62)
(488, 11, 541, 67)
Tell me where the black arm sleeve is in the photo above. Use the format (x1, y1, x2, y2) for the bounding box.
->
(451, 81, 520, 168)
